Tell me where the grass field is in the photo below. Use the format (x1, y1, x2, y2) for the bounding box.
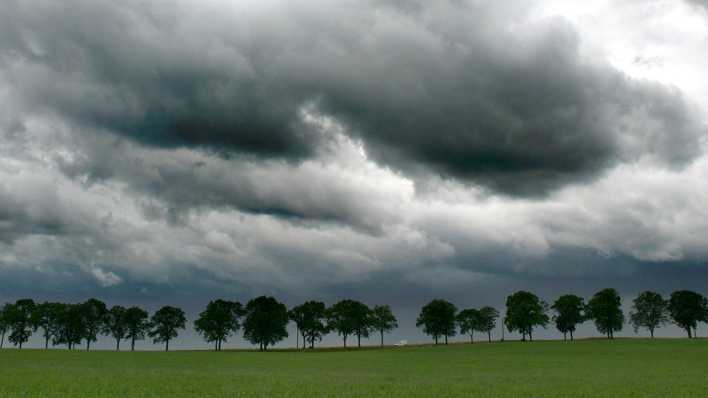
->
(1, 339, 707, 397)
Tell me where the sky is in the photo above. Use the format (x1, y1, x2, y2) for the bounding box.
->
(1, 0, 707, 349)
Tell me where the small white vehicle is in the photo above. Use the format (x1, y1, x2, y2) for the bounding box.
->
(393, 340, 408, 347)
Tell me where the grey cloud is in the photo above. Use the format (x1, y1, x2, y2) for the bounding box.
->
(0, 0, 703, 197)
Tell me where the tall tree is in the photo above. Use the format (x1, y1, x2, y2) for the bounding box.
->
(457, 308, 482, 343)
(328, 300, 372, 348)
(477, 306, 499, 342)
(149, 306, 187, 351)
(54, 303, 84, 350)
(289, 301, 328, 349)
(81, 298, 108, 351)
(505, 291, 548, 341)
(194, 299, 243, 351)
(242, 296, 289, 351)
(668, 290, 708, 338)
(629, 291, 668, 339)
(370, 305, 398, 347)
(0, 303, 9, 349)
(124, 307, 151, 351)
(104, 306, 128, 351)
(586, 288, 624, 339)
(6, 299, 36, 349)
(33, 302, 64, 349)
(551, 295, 585, 341)
(416, 299, 457, 345)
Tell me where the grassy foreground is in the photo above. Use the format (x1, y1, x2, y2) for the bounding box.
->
(1, 339, 707, 397)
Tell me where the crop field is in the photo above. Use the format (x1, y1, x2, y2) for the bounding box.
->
(1, 339, 707, 397)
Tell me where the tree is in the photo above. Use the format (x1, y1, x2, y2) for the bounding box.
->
(149, 306, 186, 351)
(457, 308, 482, 343)
(104, 306, 128, 351)
(370, 305, 398, 347)
(54, 303, 84, 350)
(6, 299, 36, 349)
(416, 299, 457, 345)
(80, 298, 108, 351)
(243, 296, 289, 351)
(505, 291, 548, 341)
(586, 288, 624, 339)
(629, 291, 668, 339)
(289, 301, 328, 349)
(328, 300, 372, 348)
(124, 306, 151, 351)
(551, 295, 585, 341)
(477, 306, 499, 342)
(194, 299, 243, 351)
(33, 302, 64, 349)
(668, 290, 708, 338)
(0, 303, 9, 349)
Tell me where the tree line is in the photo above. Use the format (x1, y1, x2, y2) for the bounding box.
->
(0, 296, 397, 351)
(1, 289, 706, 351)
(416, 289, 708, 344)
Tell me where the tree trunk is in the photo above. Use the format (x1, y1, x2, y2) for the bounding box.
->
(570, 330, 574, 342)
(19, 341, 23, 349)
(563, 332, 567, 342)
(302, 332, 307, 350)
(343, 335, 347, 348)
(357, 332, 361, 348)
(444, 335, 448, 345)
(650, 328, 654, 339)
(435, 336, 439, 345)
(380, 330, 384, 347)
(165, 338, 170, 352)
(488, 331, 491, 343)
(687, 328, 692, 339)
(45, 336, 50, 349)
(86, 340, 90, 351)
(470, 334, 473, 344)
(529, 330, 533, 342)
(0, 331, 4, 348)
(131, 337, 136, 351)
(116, 338, 121, 351)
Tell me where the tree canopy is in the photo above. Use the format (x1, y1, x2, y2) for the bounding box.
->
(551, 294, 585, 341)
(477, 306, 499, 342)
(6, 299, 36, 349)
(289, 301, 328, 349)
(103, 305, 128, 351)
(457, 308, 482, 343)
(149, 306, 187, 351)
(505, 291, 549, 341)
(586, 288, 624, 339)
(81, 298, 108, 351)
(327, 300, 372, 348)
(416, 299, 457, 345)
(629, 291, 668, 339)
(668, 290, 708, 338)
(370, 305, 398, 347)
(194, 299, 244, 351)
(243, 296, 289, 351)
(124, 306, 151, 351)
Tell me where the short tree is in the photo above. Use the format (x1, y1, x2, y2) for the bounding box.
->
(54, 303, 84, 350)
(289, 301, 328, 349)
(551, 295, 585, 341)
(194, 299, 243, 351)
(0, 303, 10, 349)
(370, 305, 398, 347)
(457, 308, 482, 343)
(124, 307, 151, 351)
(81, 298, 108, 351)
(416, 299, 457, 345)
(6, 299, 36, 349)
(104, 306, 128, 351)
(477, 306, 499, 342)
(629, 291, 668, 338)
(505, 291, 549, 341)
(33, 302, 64, 349)
(668, 290, 708, 338)
(328, 300, 372, 348)
(586, 288, 624, 339)
(243, 296, 289, 351)
(149, 306, 187, 351)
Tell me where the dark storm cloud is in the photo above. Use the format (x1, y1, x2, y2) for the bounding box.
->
(0, 0, 703, 197)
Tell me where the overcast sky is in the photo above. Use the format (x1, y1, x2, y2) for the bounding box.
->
(1, 0, 708, 348)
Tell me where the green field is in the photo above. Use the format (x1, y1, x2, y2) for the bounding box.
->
(1, 339, 707, 397)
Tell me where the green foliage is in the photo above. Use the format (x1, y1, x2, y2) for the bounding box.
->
(416, 299, 457, 344)
(149, 306, 187, 351)
(327, 300, 372, 348)
(33, 302, 65, 349)
(289, 301, 328, 349)
(629, 291, 668, 338)
(586, 288, 624, 339)
(477, 306, 499, 342)
(80, 298, 108, 351)
(103, 306, 128, 351)
(194, 300, 243, 351)
(456, 308, 482, 343)
(53, 303, 85, 350)
(668, 290, 708, 338)
(370, 305, 398, 347)
(505, 291, 549, 341)
(0, 303, 8, 349)
(5, 299, 36, 349)
(243, 296, 289, 351)
(124, 307, 151, 351)
(551, 295, 585, 341)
